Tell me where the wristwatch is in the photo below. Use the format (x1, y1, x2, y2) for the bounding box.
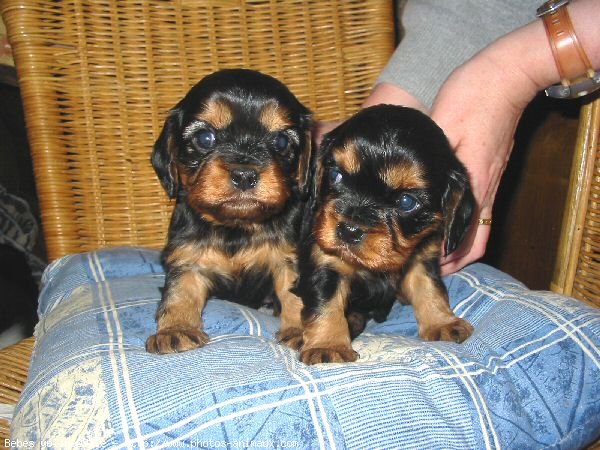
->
(536, 0, 600, 99)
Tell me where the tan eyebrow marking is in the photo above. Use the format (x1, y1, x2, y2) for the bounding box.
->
(197, 99, 233, 129)
(379, 162, 427, 190)
(259, 102, 293, 132)
(332, 141, 361, 174)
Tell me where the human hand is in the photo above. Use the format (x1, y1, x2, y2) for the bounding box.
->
(431, 0, 600, 274)
(431, 41, 541, 275)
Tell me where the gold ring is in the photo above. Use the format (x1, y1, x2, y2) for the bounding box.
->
(478, 218, 493, 226)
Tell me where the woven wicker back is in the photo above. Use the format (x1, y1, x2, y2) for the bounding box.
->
(1, 0, 395, 261)
(552, 98, 600, 308)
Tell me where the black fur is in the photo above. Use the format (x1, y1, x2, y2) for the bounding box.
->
(152, 69, 312, 200)
(161, 199, 301, 309)
(147, 69, 312, 354)
(297, 105, 475, 342)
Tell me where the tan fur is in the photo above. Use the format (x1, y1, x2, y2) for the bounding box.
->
(380, 162, 428, 190)
(311, 244, 356, 276)
(198, 99, 233, 129)
(168, 241, 295, 277)
(186, 159, 290, 223)
(167, 245, 232, 276)
(314, 200, 442, 271)
(157, 271, 211, 330)
(253, 162, 291, 210)
(187, 158, 232, 204)
(313, 201, 340, 252)
(333, 142, 361, 174)
(359, 223, 407, 271)
(301, 276, 356, 363)
(272, 258, 304, 349)
(153, 241, 306, 352)
(168, 241, 303, 333)
(259, 102, 292, 131)
(146, 269, 212, 353)
(400, 244, 473, 343)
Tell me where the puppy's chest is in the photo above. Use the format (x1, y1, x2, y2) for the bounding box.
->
(170, 237, 295, 276)
(346, 271, 399, 317)
(225, 240, 296, 276)
(168, 236, 296, 308)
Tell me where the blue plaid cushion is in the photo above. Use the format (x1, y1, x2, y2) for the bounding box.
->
(10, 247, 600, 449)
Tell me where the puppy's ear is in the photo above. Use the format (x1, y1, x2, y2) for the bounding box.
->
(299, 127, 334, 239)
(151, 109, 182, 198)
(296, 112, 313, 200)
(442, 168, 475, 256)
(308, 131, 336, 210)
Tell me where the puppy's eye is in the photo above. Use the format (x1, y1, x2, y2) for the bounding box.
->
(329, 168, 343, 185)
(398, 193, 420, 213)
(192, 129, 216, 149)
(275, 132, 289, 151)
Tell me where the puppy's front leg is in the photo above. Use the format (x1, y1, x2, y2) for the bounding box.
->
(273, 263, 305, 350)
(300, 269, 357, 364)
(401, 256, 473, 343)
(146, 268, 211, 353)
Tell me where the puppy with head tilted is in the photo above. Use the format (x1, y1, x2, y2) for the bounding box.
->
(146, 69, 311, 354)
(294, 104, 475, 364)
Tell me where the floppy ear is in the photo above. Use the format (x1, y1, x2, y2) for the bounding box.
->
(298, 128, 334, 240)
(442, 168, 475, 256)
(296, 112, 313, 200)
(308, 131, 336, 210)
(151, 109, 182, 199)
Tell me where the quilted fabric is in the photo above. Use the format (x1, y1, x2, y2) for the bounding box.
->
(9, 247, 600, 449)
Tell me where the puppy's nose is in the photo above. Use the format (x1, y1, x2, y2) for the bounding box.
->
(336, 222, 365, 245)
(230, 168, 258, 191)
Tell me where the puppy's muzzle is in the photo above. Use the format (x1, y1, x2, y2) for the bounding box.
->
(230, 167, 259, 191)
(336, 222, 365, 246)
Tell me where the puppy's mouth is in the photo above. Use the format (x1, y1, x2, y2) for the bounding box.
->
(219, 196, 266, 216)
(196, 195, 283, 224)
(221, 198, 261, 209)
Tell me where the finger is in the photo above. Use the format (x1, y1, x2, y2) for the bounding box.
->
(440, 224, 491, 275)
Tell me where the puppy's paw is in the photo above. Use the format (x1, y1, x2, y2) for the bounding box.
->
(146, 327, 209, 354)
(276, 327, 304, 350)
(420, 317, 473, 343)
(300, 346, 358, 365)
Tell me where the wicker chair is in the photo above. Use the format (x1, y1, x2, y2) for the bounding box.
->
(552, 98, 600, 450)
(552, 99, 600, 310)
(0, 0, 395, 443)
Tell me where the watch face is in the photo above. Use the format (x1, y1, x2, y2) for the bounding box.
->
(536, 0, 570, 17)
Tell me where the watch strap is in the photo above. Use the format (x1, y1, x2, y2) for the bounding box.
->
(537, 1, 600, 99)
(540, 4, 593, 84)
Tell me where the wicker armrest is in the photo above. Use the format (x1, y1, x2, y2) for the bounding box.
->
(552, 97, 600, 308)
(0, 337, 34, 444)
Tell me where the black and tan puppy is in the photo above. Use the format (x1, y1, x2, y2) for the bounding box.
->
(294, 105, 475, 364)
(146, 69, 311, 354)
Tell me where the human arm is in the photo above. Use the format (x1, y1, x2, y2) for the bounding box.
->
(316, 0, 539, 143)
(373, 1, 540, 109)
(435, 0, 600, 274)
